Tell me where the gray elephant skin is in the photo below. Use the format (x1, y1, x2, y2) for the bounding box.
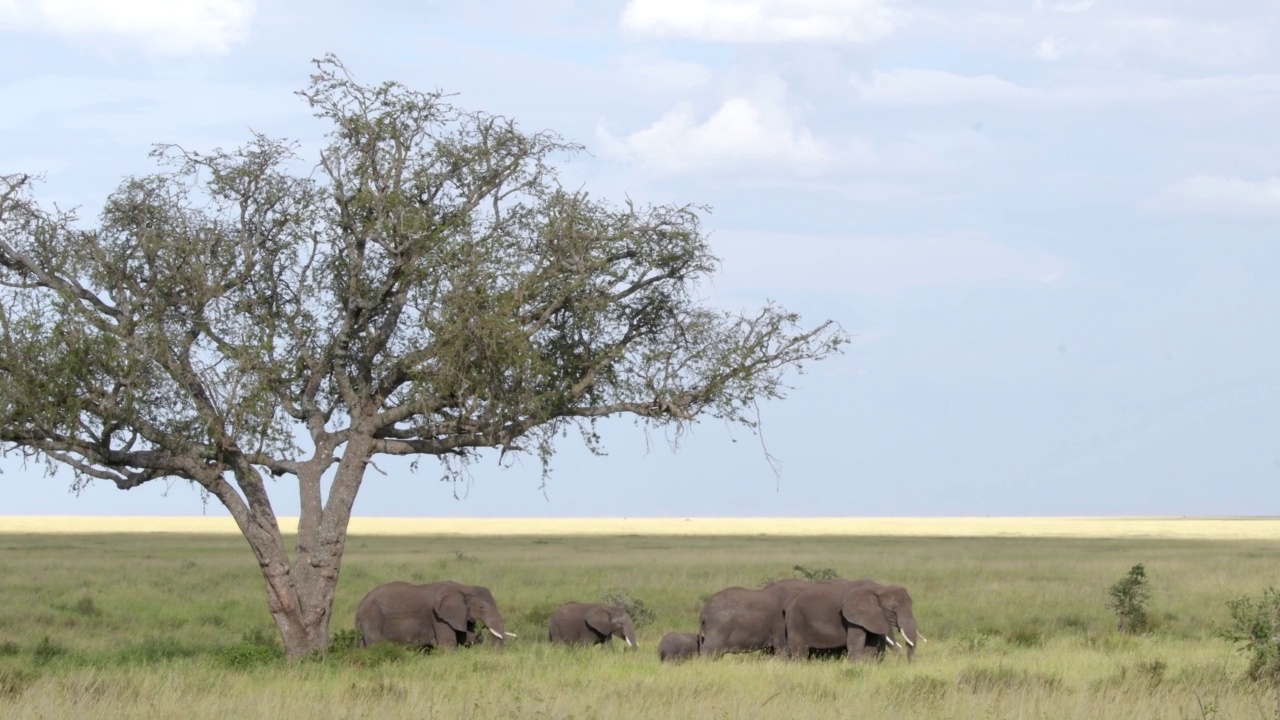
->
(355, 580, 511, 650)
(698, 578, 814, 656)
(783, 580, 918, 661)
(548, 602, 639, 647)
(658, 631, 700, 662)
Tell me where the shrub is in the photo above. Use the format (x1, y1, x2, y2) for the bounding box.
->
(793, 565, 839, 581)
(602, 590, 655, 628)
(72, 597, 101, 617)
(216, 628, 284, 670)
(1107, 563, 1151, 634)
(1221, 586, 1280, 683)
(32, 636, 67, 666)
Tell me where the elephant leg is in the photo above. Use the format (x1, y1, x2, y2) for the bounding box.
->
(433, 620, 459, 651)
(846, 630, 868, 661)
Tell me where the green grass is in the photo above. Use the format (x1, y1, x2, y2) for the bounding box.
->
(0, 531, 1274, 718)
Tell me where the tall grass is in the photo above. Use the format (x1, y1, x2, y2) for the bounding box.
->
(0, 530, 1274, 718)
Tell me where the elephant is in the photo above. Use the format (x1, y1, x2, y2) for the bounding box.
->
(698, 578, 815, 657)
(658, 631, 700, 663)
(782, 580, 918, 662)
(548, 602, 639, 648)
(355, 580, 514, 651)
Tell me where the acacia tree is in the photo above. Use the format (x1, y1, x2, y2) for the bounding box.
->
(0, 56, 846, 660)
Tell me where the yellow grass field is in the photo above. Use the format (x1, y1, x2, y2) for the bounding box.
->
(2, 514, 1279, 539)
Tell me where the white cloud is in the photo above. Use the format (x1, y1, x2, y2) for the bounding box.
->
(596, 76, 834, 176)
(619, 0, 903, 43)
(712, 231, 1071, 294)
(849, 68, 1280, 108)
(1148, 175, 1280, 216)
(0, 0, 256, 55)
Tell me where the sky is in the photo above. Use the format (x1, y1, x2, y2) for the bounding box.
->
(2, 0, 1278, 519)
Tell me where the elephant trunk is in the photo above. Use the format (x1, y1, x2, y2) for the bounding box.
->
(483, 611, 508, 645)
(899, 614, 919, 662)
(621, 619, 638, 649)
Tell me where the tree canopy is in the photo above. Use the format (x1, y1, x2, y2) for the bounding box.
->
(0, 55, 847, 659)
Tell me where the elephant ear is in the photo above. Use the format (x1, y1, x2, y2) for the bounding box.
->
(435, 589, 469, 632)
(585, 605, 613, 636)
(841, 586, 891, 636)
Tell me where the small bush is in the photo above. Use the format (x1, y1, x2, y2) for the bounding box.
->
(32, 636, 67, 666)
(0, 641, 20, 657)
(602, 590, 655, 629)
(1221, 586, 1280, 683)
(522, 600, 562, 631)
(793, 565, 839, 581)
(1107, 563, 1151, 634)
(328, 628, 362, 655)
(216, 628, 284, 670)
(72, 597, 101, 618)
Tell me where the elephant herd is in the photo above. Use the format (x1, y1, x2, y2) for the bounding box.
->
(354, 576, 920, 664)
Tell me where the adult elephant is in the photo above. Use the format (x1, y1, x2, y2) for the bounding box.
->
(658, 631, 700, 663)
(548, 602, 639, 647)
(698, 578, 815, 657)
(783, 581, 918, 662)
(355, 580, 513, 651)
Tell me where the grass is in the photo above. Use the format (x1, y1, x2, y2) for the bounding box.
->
(0, 520, 1276, 718)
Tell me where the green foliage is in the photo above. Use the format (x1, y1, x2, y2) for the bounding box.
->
(602, 590, 655, 629)
(1107, 563, 1152, 634)
(216, 628, 285, 670)
(72, 596, 101, 617)
(31, 636, 67, 666)
(521, 600, 562, 631)
(792, 564, 839, 581)
(328, 628, 361, 655)
(1221, 586, 1280, 682)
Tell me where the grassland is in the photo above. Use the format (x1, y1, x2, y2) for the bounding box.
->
(0, 517, 1275, 718)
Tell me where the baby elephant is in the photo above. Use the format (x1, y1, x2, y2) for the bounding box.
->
(548, 602, 639, 648)
(658, 631, 700, 663)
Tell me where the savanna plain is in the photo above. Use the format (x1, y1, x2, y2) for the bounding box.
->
(0, 517, 1277, 719)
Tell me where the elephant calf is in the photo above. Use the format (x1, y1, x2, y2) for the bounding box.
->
(548, 602, 639, 648)
(658, 631, 700, 663)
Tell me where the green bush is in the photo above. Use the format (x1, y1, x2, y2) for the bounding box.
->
(215, 628, 284, 670)
(602, 590, 655, 629)
(1221, 586, 1280, 683)
(1107, 563, 1151, 634)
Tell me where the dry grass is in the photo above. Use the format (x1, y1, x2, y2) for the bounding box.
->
(3, 515, 1280, 539)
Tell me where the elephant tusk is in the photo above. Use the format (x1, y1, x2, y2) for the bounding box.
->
(489, 628, 504, 640)
(917, 632, 928, 643)
(884, 636, 897, 648)
(625, 637, 635, 648)
(504, 632, 518, 638)
(903, 637, 915, 649)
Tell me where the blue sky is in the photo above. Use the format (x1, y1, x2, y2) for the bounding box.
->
(2, 0, 1278, 518)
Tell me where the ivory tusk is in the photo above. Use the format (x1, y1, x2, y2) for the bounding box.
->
(884, 636, 897, 648)
(504, 632, 518, 638)
(625, 637, 635, 648)
(917, 632, 927, 643)
(489, 628, 504, 640)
